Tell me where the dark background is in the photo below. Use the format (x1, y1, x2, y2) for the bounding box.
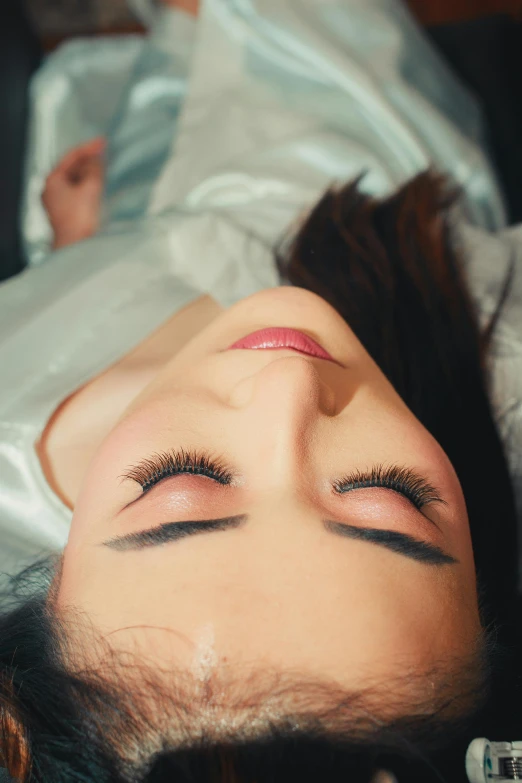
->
(21, 0, 522, 41)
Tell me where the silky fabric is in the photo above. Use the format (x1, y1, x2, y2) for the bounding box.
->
(0, 0, 520, 593)
(22, 9, 195, 266)
(147, 0, 506, 239)
(22, 35, 144, 267)
(23, 0, 507, 266)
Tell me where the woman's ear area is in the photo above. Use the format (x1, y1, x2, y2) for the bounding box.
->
(0, 673, 31, 781)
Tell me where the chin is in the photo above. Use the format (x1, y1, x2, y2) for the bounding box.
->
(238, 286, 338, 320)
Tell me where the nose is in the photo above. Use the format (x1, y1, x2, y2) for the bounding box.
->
(228, 356, 335, 483)
(230, 355, 335, 413)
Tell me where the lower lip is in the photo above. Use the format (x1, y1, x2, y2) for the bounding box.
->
(227, 327, 337, 362)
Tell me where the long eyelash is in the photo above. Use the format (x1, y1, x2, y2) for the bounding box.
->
(332, 464, 445, 509)
(121, 448, 234, 493)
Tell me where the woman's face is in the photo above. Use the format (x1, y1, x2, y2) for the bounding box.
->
(59, 287, 480, 698)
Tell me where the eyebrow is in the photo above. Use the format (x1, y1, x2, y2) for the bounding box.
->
(103, 515, 247, 550)
(102, 515, 457, 565)
(323, 521, 457, 565)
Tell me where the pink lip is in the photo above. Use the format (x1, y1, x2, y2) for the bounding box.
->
(227, 327, 339, 363)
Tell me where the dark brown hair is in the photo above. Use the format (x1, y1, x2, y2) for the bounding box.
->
(277, 170, 518, 632)
(1, 171, 520, 783)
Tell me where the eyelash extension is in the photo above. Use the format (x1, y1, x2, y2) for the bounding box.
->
(332, 464, 445, 510)
(122, 453, 443, 510)
(121, 448, 234, 493)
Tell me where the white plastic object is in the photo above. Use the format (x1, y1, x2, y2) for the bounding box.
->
(466, 738, 490, 783)
(466, 738, 522, 782)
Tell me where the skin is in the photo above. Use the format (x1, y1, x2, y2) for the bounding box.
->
(42, 136, 106, 250)
(50, 285, 480, 698)
(162, 0, 199, 15)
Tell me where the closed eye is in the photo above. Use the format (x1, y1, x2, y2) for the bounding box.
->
(333, 464, 446, 511)
(120, 448, 234, 500)
(121, 452, 446, 518)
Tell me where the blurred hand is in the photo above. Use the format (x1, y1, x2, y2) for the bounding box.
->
(162, 0, 199, 16)
(42, 137, 106, 249)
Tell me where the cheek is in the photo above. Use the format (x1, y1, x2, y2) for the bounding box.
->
(406, 429, 472, 553)
(67, 396, 188, 546)
(332, 409, 475, 580)
(68, 424, 139, 544)
(360, 409, 468, 518)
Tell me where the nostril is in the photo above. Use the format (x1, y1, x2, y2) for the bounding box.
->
(322, 382, 337, 416)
